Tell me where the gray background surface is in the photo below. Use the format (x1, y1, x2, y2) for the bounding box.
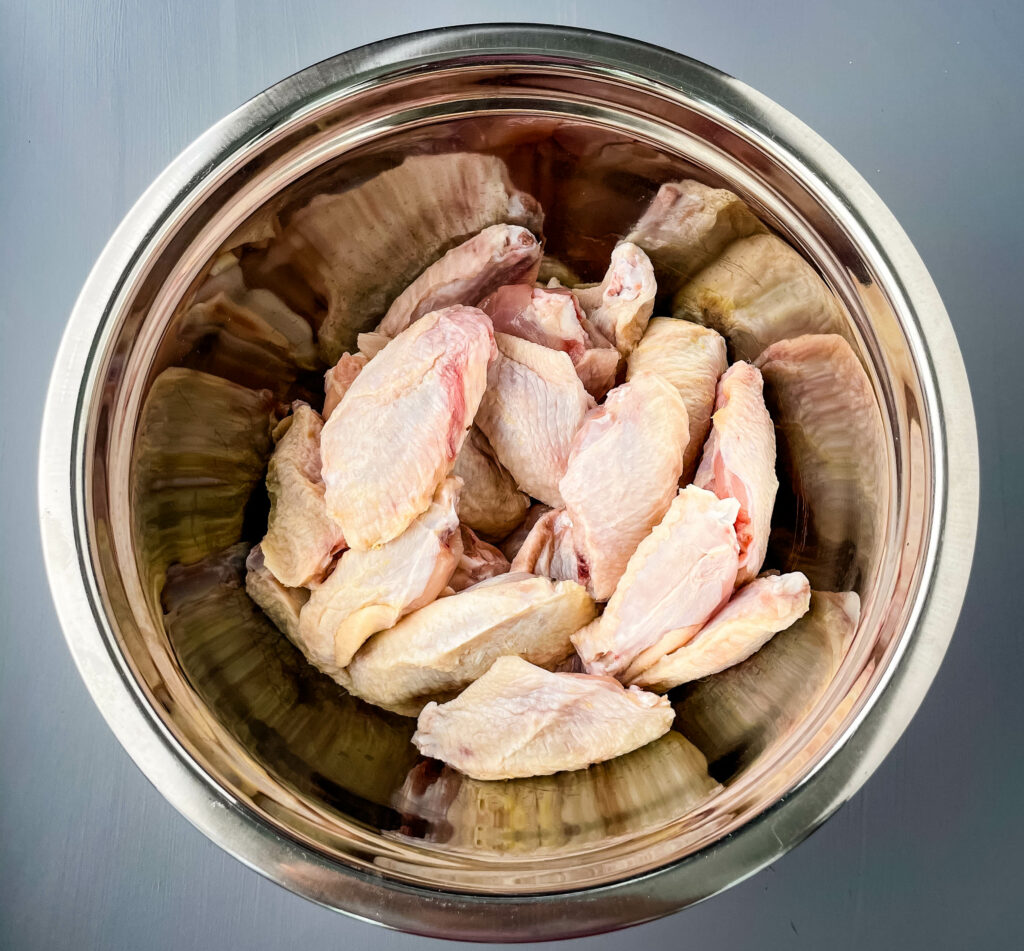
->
(2, 1, 1022, 948)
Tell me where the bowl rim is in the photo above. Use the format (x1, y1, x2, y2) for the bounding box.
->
(38, 23, 979, 942)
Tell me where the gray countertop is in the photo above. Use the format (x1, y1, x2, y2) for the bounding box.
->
(2, 1, 1022, 948)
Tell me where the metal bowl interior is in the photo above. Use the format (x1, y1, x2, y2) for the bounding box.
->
(40, 27, 977, 941)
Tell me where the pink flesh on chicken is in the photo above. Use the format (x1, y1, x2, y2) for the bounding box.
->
(558, 372, 689, 600)
(573, 347, 621, 401)
(479, 284, 621, 399)
(260, 403, 346, 587)
(322, 352, 368, 420)
(629, 571, 811, 691)
(574, 243, 656, 355)
(508, 508, 584, 584)
(475, 333, 594, 508)
(449, 525, 511, 591)
(573, 485, 740, 679)
(478, 284, 588, 359)
(377, 225, 542, 338)
(693, 361, 778, 586)
(320, 306, 495, 550)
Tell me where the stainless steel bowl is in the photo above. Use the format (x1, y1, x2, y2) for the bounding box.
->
(39, 25, 978, 941)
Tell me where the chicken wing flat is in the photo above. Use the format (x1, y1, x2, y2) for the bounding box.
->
(475, 333, 594, 507)
(630, 571, 811, 691)
(320, 305, 494, 549)
(412, 655, 673, 780)
(346, 573, 595, 716)
(573, 485, 739, 679)
(559, 372, 689, 599)
(693, 362, 778, 586)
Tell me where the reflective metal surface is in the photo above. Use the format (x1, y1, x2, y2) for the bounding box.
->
(38, 25, 978, 941)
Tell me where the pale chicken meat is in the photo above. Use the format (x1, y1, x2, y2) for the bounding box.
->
(475, 333, 595, 507)
(294, 478, 463, 677)
(693, 362, 778, 586)
(509, 508, 582, 583)
(261, 152, 543, 362)
(573, 486, 740, 679)
(574, 243, 656, 355)
(449, 525, 511, 591)
(626, 318, 727, 481)
(559, 372, 689, 600)
(322, 352, 367, 419)
(630, 572, 811, 691)
(345, 573, 596, 716)
(320, 306, 495, 550)
(450, 426, 530, 541)
(672, 233, 847, 361)
(377, 225, 542, 338)
(261, 404, 346, 587)
(624, 179, 766, 292)
(412, 655, 673, 780)
(478, 284, 588, 360)
(478, 283, 619, 399)
(244, 544, 309, 642)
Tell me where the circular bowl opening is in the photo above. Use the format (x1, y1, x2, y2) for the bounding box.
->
(40, 27, 977, 941)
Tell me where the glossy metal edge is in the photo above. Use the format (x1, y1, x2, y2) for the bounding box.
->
(38, 24, 979, 942)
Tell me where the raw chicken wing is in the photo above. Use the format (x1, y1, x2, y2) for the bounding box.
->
(475, 333, 594, 507)
(630, 571, 811, 691)
(573, 486, 740, 679)
(693, 362, 778, 586)
(346, 573, 596, 716)
(378, 225, 542, 338)
(450, 426, 530, 541)
(323, 352, 367, 419)
(478, 283, 620, 399)
(320, 306, 495, 550)
(559, 372, 689, 599)
(509, 508, 582, 583)
(626, 317, 727, 480)
(294, 478, 463, 676)
(261, 404, 346, 587)
(624, 179, 766, 291)
(478, 284, 588, 359)
(412, 655, 673, 780)
(574, 243, 656, 355)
